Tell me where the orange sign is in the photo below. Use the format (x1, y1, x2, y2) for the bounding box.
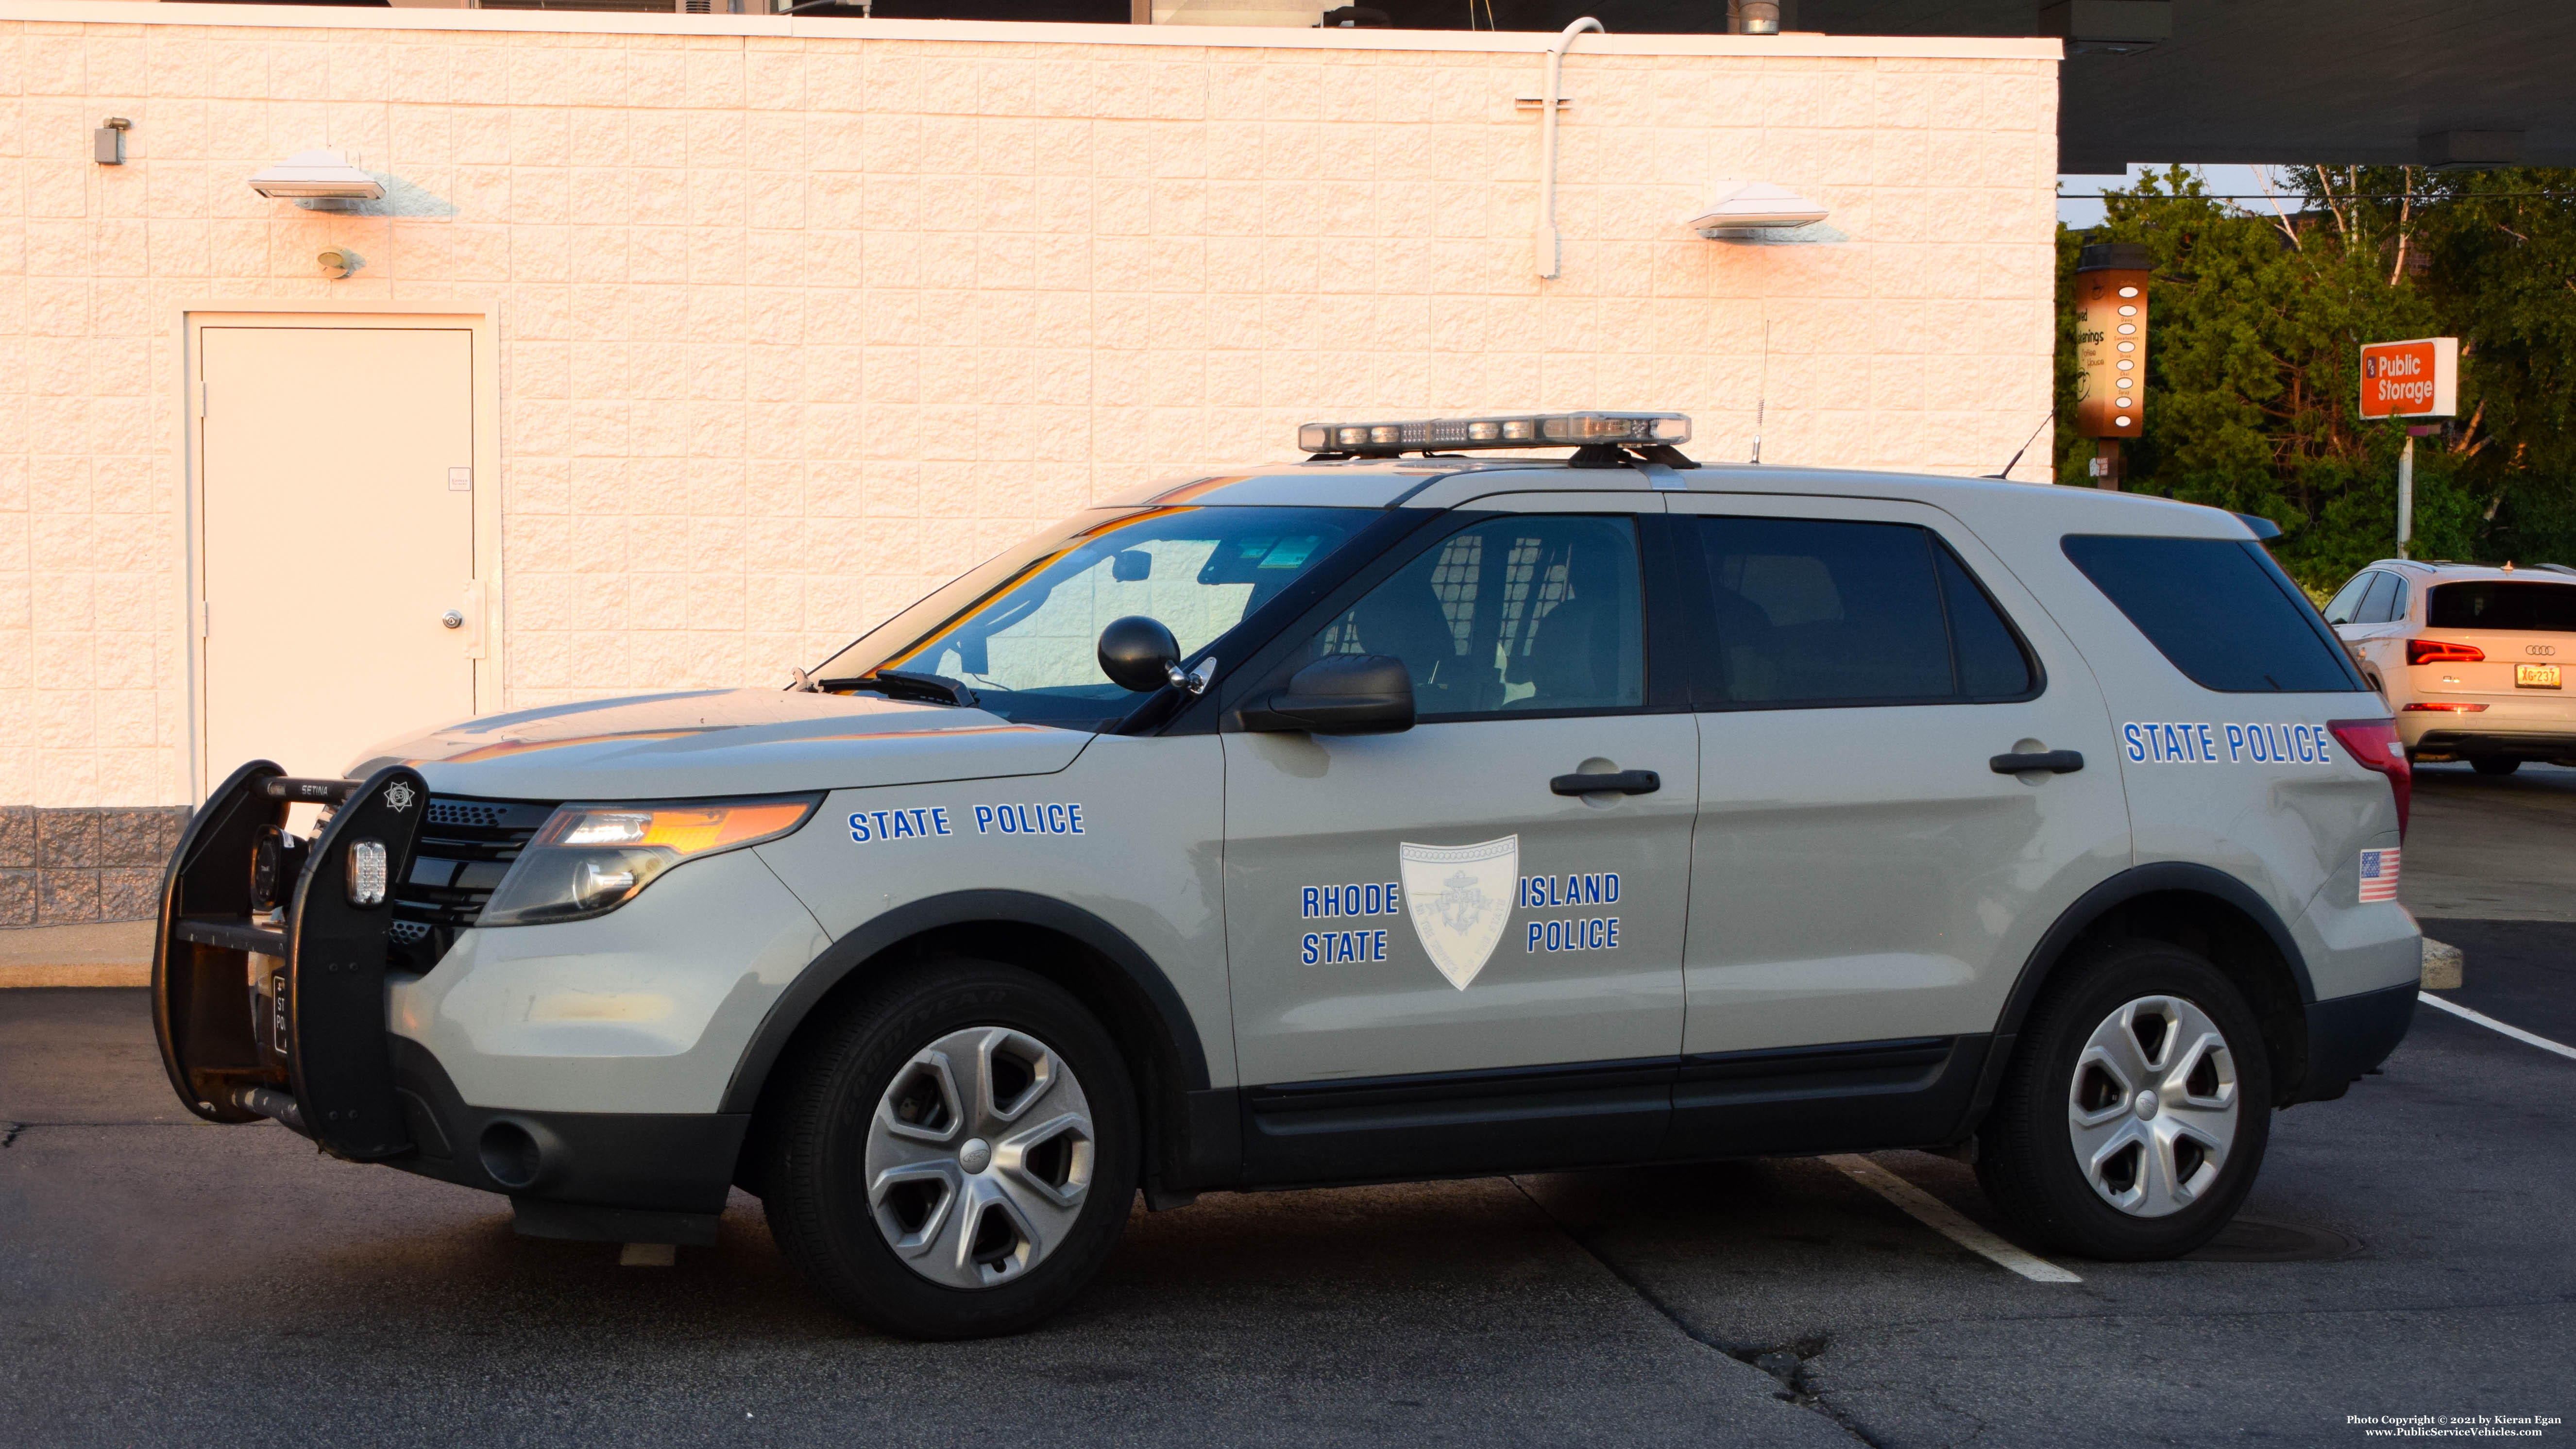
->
(2359, 337, 2457, 418)
(2074, 265, 2147, 438)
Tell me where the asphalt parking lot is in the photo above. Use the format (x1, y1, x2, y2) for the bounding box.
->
(5, 763, 2572, 1448)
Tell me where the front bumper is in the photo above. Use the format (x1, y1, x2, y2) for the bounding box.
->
(153, 763, 762, 1242)
(387, 1036, 745, 1244)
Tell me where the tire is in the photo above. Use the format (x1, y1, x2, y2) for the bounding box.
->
(755, 959, 1139, 1339)
(2472, 757, 2522, 776)
(1976, 938, 2272, 1260)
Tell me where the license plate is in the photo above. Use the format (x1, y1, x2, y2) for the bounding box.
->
(2517, 663, 2561, 689)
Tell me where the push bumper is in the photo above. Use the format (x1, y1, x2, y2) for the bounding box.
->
(154, 762, 748, 1242)
(2289, 981, 2418, 1103)
(154, 761, 432, 1157)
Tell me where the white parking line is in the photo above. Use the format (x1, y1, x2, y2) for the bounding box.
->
(1823, 1154, 2083, 1284)
(2419, 992, 2576, 1061)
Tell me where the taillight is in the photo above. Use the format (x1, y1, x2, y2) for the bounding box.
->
(2329, 718, 2411, 840)
(2407, 640, 2484, 665)
(2401, 701, 2488, 712)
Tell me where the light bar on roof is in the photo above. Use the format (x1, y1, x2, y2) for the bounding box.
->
(1298, 411, 1691, 455)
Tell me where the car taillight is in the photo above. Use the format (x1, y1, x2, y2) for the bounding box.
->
(2407, 640, 2484, 665)
(2401, 701, 2488, 712)
(2329, 718, 2411, 840)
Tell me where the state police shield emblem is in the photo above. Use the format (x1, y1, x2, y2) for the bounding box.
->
(1399, 836, 1518, 990)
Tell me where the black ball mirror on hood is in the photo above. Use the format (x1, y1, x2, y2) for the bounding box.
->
(1097, 615, 1184, 694)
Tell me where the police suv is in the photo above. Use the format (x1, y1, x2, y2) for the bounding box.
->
(153, 413, 2421, 1340)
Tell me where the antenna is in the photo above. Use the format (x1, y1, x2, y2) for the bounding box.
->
(1749, 399, 1764, 465)
(1990, 408, 2056, 480)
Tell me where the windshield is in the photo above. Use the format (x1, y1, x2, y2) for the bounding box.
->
(811, 506, 1375, 728)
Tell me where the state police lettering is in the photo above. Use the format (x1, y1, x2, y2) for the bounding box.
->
(1302, 881, 1401, 919)
(1519, 871, 1620, 954)
(849, 807, 954, 843)
(1298, 880, 1399, 966)
(2120, 722, 2339, 766)
(972, 803, 1085, 836)
(1301, 928, 1390, 965)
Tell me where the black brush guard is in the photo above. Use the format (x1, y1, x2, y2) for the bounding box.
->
(153, 760, 431, 1161)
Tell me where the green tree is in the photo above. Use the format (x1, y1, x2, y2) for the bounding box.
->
(2056, 166, 2576, 588)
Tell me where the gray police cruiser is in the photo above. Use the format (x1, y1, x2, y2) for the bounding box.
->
(153, 412, 2421, 1340)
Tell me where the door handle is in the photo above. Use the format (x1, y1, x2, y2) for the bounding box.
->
(1551, 769, 1661, 796)
(1990, 750, 2084, 775)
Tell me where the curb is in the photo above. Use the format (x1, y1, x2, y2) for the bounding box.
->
(0, 963, 151, 988)
(2422, 937, 2464, 991)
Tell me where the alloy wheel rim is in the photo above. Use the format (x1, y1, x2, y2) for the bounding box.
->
(863, 1026, 1096, 1288)
(2067, 994, 2239, 1217)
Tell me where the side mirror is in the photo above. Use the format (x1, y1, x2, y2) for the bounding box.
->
(1098, 615, 1184, 693)
(1236, 654, 1416, 736)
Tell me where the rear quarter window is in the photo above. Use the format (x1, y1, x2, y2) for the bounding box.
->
(2426, 581, 2576, 632)
(2061, 535, 2366, 694)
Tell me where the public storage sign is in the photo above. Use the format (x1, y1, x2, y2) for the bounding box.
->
(2359, 337, 2459, 419)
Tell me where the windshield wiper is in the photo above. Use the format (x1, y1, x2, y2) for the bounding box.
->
(846, 669, 979, 708)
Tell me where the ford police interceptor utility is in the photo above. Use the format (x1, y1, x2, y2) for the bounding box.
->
(153, 412, 2422, 1340)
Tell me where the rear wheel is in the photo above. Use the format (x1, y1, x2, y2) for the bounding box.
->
(2472, 757, 2522, 776)
(756, 960, 1138, 1339)
(1977, 938, 2271, 1260)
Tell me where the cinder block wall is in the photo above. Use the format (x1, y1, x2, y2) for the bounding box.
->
(0, 805, 189, 924)
(0, 3, 2061, 842)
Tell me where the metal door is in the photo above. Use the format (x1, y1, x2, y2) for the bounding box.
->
(197, 326, 480, 785)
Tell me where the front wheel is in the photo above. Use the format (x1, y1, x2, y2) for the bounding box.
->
(1976, 938, 2272, 1260)
(756, 960, 1139, 1339)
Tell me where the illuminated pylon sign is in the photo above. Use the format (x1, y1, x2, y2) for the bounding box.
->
(2074, 242, 2149, 440)
(2359, 337, 2458, 419)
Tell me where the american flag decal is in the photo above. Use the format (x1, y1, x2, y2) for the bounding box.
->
(2358, 847, 2401, 903)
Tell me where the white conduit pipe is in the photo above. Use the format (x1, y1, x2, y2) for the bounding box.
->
(1534, 16, 1602, 280)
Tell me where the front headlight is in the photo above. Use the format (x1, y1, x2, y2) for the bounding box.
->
(476, 795, 821, 927)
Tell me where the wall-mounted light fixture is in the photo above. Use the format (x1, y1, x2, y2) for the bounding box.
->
(1687, 180, 1829, 236)
(1725, 0, 1779, 34)
(94, 118, 130, 166)
(317, 248, 361, 280)
(248, 150, 385, 205)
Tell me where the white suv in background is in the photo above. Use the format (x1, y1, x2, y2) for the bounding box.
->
(2324, 559, 2576, 773)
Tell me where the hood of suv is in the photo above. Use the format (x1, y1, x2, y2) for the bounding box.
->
(352, 689, 1091, 801)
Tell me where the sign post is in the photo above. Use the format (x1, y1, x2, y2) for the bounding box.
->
(2073, 242, 2149, 489)
(2359, 337, 2459, 557)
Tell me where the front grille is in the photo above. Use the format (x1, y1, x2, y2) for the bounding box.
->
(389, 795, 556, 970)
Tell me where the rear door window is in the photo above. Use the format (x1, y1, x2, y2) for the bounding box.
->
(2357, 572, 2401, 624)
(2322, 571, 2376, 625)
(2426, 581, 2576, 632)
(1695, 517, 2036, 706)
(2061, 535, 2365, 693)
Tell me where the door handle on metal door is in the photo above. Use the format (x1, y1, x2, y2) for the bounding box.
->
(1989, 750, 2084, 775)
(1550, 769, 1661, 796)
